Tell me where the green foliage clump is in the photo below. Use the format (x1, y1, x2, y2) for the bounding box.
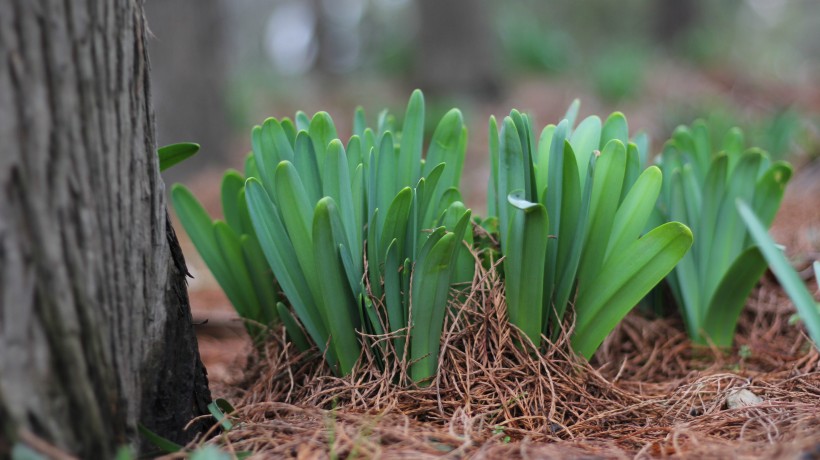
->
(651, 121, 793, 347)
(175, 91, 471, 382)
(489, 101, 693, 358)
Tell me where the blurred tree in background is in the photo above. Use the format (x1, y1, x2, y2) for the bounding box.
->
(146, 0, 231, 179)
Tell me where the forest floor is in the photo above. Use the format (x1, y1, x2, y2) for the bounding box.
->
(175, 69, 820, 458)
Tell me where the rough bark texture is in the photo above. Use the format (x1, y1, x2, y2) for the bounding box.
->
(0, 0, 211, 457)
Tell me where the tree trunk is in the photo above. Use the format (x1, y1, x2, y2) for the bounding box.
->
(0, 0, 211, 457)
(415, 0, 499, 99)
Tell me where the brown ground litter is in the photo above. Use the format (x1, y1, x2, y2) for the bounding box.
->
(181, 168, 820, 459)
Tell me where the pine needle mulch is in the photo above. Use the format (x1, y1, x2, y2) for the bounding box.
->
(185, 253, 820, 460)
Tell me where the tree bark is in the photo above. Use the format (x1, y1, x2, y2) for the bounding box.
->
(0, 0, 211, 457)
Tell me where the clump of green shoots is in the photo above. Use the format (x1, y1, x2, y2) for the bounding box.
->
(651, 121, 793, 347)
(174, 91, 472, 382)
(489, 101, 693, 358)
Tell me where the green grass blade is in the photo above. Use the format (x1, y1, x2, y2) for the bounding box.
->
(324, 140, 361, 278)
(221, 170, 245, 235)
(703, 151, 762, 304)
(498, 117, 526, 253)
(535, 124, 556, 197)
(281, 117, 297, 146)
(353, 106, 367, 138)
(293, 130, 323, 205)
(600, 112, 628, 149)
(409, 228, 456, 384)
(244, 178, 329, 354)
(551, 151, 595, 339)
(274, 161, 319, 296)
(265, 117, 295, 164)
(570, 115, 602, 188)
(573, 222, 693, 359)
(577, 139, 627, 290)
(250, 123, 277, 195)
(171, 185, 240, 311)
(400, 89, 425, 187)
(380, 187, 414, 261)
(295, 111, 310, 131)
(543, 124, 570, 324)
(384, 238, 406, 357)
(367, 209, 384, 301)
(240, 235, 279, 325)
(750, 161, 792, 228)
(313, 197, 361, 375)
(739, 201, 820, 349)
(505, 193, 549, 348)
(346, 135, 363, 179)
(696, 154, 728, 293)
(488, 116, 500, 218)
(309, 111, 338, 166)
(214, 221, 261, 323)
(668, 170, 702, 336)
(563, 99, 581, 131)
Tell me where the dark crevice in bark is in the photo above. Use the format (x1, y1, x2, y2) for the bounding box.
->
(139, 215, 213, 447)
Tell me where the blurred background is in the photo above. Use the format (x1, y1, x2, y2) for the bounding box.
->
(146, 0, 820, 380)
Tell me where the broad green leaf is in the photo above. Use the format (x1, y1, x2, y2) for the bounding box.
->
(158, 142, 199, 171)
(543, 123, 570, 321)
(324, 140, 361, 280)
(604, 166, 662, 264)
(573, 222, 693, 359)
(214, 221, 261, 323)
(245, 178, 328, 355)
(700, 246, 767, 347)
(274, 161, 319, 297)
(409, 228, 456, 384)
(171, 186, 240, 314)
(577, 139, 626, 290)
(313, 197, 361, 375)
(551, 150, 594, 337)
(600, 112, 628, 149)
(505, 193, 548, 348)
(399, 89, 425, 186)
(353, 106, 367, 138)
(570, 115, 602, 186)
(498, 117, 526, 253)
(703, 151, 762, 303)
(295, 111, 311, 131)
(750, 162, 792, 229)
(380, 187, 413, 261)
(221, 170, 245, 236)
(309, 111, 338, 166)
(241, 235, 279, 325)
(281, 117, 297, 146)
(293, 131, 323, 205)
(668, 170, 702, 335)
